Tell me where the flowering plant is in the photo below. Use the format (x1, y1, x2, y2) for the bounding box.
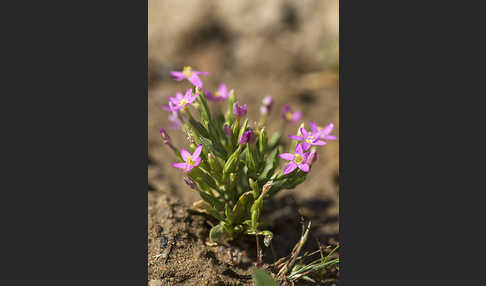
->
(159, 66, 336, 245)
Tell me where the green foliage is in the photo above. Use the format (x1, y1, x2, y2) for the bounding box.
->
(177, 89, 313, 244)
(252, 269, 280, 286)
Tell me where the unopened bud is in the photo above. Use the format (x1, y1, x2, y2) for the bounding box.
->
(158, 127, 170, 144)
(224, 123, 232, 136)
(183, 177, 197, 190)
(238, 129, 256, 144)
(307, 150, 318, 164)
(262, 96, 273, 108)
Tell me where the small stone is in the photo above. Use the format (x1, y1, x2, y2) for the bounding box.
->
(160, 236, 168, 249)
(154, 224, 163, 235)
(148, 279, 162, 286)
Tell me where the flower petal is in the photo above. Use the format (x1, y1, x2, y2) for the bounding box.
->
(218, 83, 227, 95)
(192, 145, 203, 159)
(297, 163, 310, 172)
(171, 162, 187, 169)
(188, 74, 202, 88)
(282, 162, 297, 175)
(309, 121, 318, 133)
(193, 157, 201, 167)
(168, 96, 179, 105)
(295, 143, 304, 154)
(180, 149, 191, 161)
(281, 105, 291, 116)
(323, 135, 337, 140)
(184, 88, 193, 98)
(321, 123, 334, 136)
(300, 127, 308, 138)
(292, 111, 302, 122)
(279, 153, 295, 161)
(195, 71, 209, 76)
(170, 71, 185, 80)
(312, 140, 328, 146)
(301, 142, 311, 151)
(162, 104, 171, 111)
(288, 135, 303, 141)
(184, 164, 194, 173)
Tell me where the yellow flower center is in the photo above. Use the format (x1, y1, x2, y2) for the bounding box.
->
(306, 135, 314, 143)
(186, 155, 195, 166)
(182, 66, 193, 78)
(179, 99, 188, 106)
(214, 91, 220, 97)
(285, 112, 293, 121)
(294, 154, 304, 164)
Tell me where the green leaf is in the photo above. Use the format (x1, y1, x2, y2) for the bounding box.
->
(196, 136, 226, 158)
(237, 118, 248, 143)
(188, 116, 210, 139)
(245, 143, 258, 174)
(198, 190, 224, 211)
(223, 145, 242, 176)
(268, 132, 281, 149)
(252, 269, 280, 286)
(258, 147, 280, 181)
(197, 89, 212, 121)
(231, 192, 254, 224)
(258, 128, 267, 155)
(209, 222, 228, 244)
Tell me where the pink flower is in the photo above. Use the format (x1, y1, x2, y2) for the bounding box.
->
(289, 127, 327, 151)
(170, 66, 209, 88)
(279, 144, 310, 175)
(233, 102, 247, 118)
(260, 96, 274, 115)
(281, 104, 302, 123)
(206, 83, 231, 101)
(168, 89, 198, 111)
(310, 121, 337, 141)
(171, 145, 202, 173)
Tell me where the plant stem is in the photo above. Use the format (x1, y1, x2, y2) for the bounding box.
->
(256, 234, 262, 267)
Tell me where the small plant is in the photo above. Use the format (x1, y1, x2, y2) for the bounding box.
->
(252, 222, 339, 286)
(158, 66, 336, 248)
(274, 222, 340, 285)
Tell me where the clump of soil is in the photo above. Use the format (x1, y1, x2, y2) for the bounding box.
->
(148, 192, 255, 285)
(148, 192, 339, 285)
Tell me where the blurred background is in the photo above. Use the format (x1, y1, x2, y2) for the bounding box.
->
(148, 0, 339, 240)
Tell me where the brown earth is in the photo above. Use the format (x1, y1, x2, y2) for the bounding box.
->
(148, 1, 339, 285)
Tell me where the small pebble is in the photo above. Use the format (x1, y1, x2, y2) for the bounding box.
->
(154, 224, 163, 235)
(160, 236, 168, 249)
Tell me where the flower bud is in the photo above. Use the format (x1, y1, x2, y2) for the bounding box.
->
(184, 177, 197, 190)
(260, 96, 273, 115)
(262, 96, 273, 108)
(233, 102, 247, 118)
(238, 130, 256, 144)
(307, 150, 318, 164)
(224, 123, 232, 136)
(158, 127, 170, 144)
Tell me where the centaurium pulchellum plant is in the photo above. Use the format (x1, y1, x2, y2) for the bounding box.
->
(159, 66, 336, 245)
